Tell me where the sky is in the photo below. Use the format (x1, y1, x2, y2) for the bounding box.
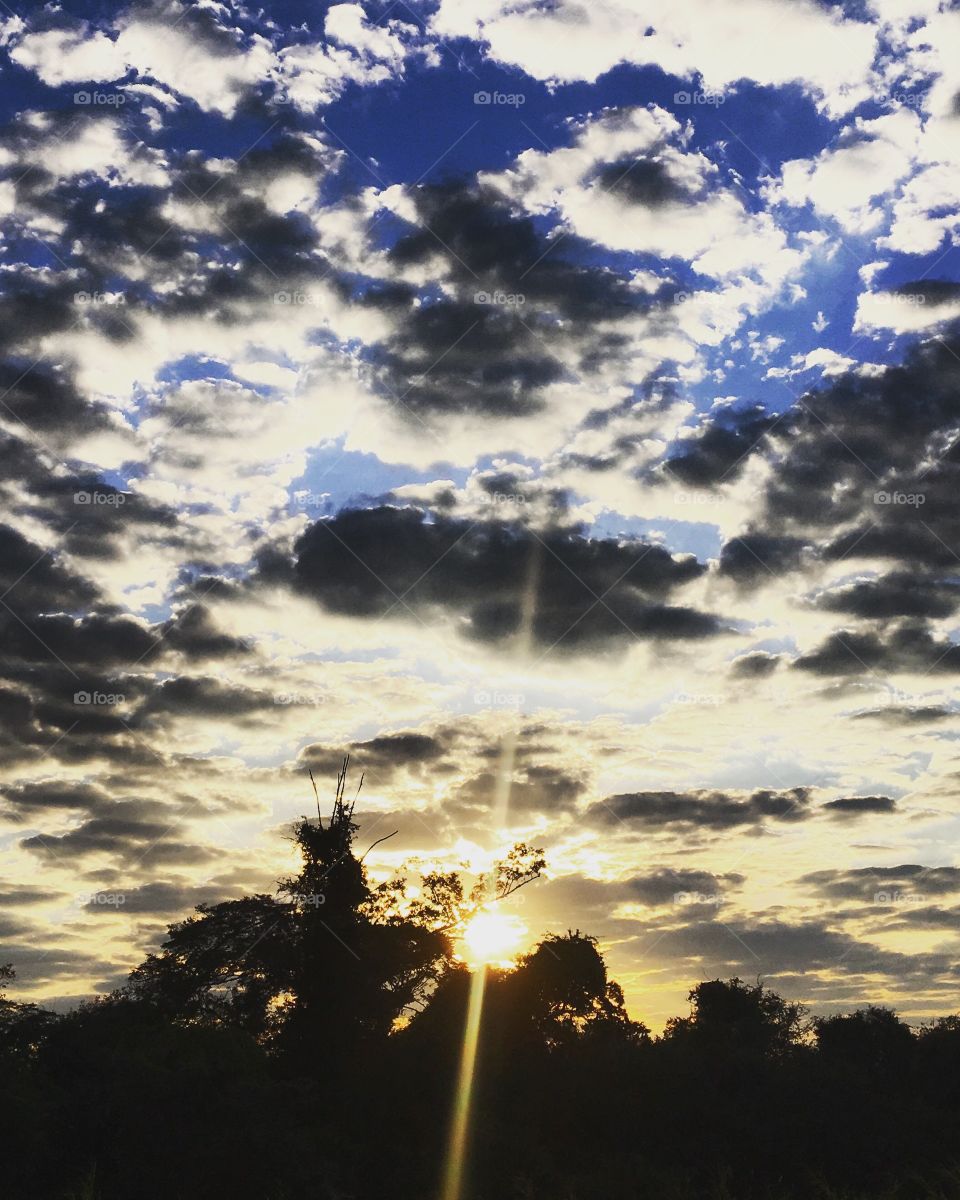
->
(0, 0, 959, 1029)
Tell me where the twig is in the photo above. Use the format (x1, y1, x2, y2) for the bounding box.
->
(360, 830, 399, 862)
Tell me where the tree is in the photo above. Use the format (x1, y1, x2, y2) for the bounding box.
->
(0, 962, 58, 1057)
(501, 931, 646, 1046)
(664, 976, 806, 1059)
(124, 761, 543, 1067)
(813, 1005, 914, 1073)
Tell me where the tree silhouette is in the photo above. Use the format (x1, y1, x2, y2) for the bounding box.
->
(125, 760, 543, 1068)
(664, 976, 806, 1059)
(2, 767, 960, 1200)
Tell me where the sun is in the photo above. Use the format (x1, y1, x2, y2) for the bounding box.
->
(460, 910, 525, 968)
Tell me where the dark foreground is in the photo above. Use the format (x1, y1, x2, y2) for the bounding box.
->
(3, 781, 958, 1199)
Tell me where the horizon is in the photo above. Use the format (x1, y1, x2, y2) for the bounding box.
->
(1, 0, 960, 1040)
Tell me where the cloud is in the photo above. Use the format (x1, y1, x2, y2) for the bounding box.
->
(625, 868, 745, 905)
(586, 787, 813, 831)
(484, 106, 804, 290)
(772, 108, 922, 234)
(20, 801, 224, 867)
(281, 504, 723, 651)
(813, 573, 960, 620)
(431, 0, 877, 114)
(794, 624, 960, 677)
(821, 795, 898, 818)
(799, 864, 960, 900)
(11, 3, 273, 117)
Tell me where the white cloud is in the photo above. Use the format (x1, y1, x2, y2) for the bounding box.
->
(431, 0, 878, 114)
(771, 107, 922, 235)
(276, 4, 438, 112)
(11, 13, 274, 117)
(484, 106, 804, 292)
(854, 289, 960, 334)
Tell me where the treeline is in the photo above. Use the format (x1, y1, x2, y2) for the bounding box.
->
(2, 773, 959, 1200)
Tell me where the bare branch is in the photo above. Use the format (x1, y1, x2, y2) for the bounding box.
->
(359, 830, 399, 863)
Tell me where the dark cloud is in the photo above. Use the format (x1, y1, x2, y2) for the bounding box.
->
(0, 780, 111, 818)
(374, 182, 660, 417)
(890, 280, 960, 307)
(652, 404, 777, 487)
(586, 787, 813, 830)
(850, 705, 953, 725)
(821, 795, 897, 818)
(0, 523, 97, 613)
(300, 729, 455, 780)
(0, 886, 64, 905)
(872, 903, 960, 932)
(81, 880, 230, 915)
(719, 534, 809, 585)
(19, 799, 223, 867)
(794, 623, 960, 676)
(799, 865, 960, 901)
(157, 604, 251, 660)
(664, 337, 960, 682)
(729, 651, 780, 678)
(135, 676, 272, 723)
(814, 572, 960, 620)
(455, 764, 585, 814)
(285, 505, 721, 650)
(625, 868, 745, 905)
(637, 917, 957, 984)
(593, 157, 692, 208)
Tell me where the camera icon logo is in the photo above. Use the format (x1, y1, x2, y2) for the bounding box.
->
(74, 91, 91, 105)
(74, 491, 91, 504)
(73, 691, 91, 705)
(474, 91, 491, 105)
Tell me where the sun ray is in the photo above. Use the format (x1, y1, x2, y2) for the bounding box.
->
(440, 964, 487, 1200)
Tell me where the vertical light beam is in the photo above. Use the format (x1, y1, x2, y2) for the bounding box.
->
(440, 964, 487, 1200)
(441, 534, 542, 1199)
(489, 538, 542, 830)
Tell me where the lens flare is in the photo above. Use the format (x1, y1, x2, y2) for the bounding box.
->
(440, 965, 487, 1200)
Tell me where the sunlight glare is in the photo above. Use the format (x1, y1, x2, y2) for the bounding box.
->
(461, 910, 525, 968)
